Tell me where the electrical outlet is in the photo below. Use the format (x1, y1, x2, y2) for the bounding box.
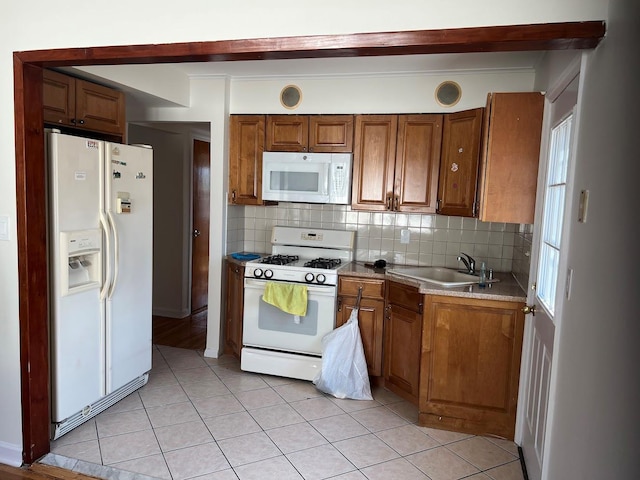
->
(400, 229, 410, 244)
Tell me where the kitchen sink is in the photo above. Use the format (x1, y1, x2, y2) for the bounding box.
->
(386, 266, 481, 287)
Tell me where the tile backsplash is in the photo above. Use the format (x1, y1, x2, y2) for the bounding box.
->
(228, 203, 530, 273)
(512, 224, 534, 289)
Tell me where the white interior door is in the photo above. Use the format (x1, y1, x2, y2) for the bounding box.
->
(518, 73, 579, 480)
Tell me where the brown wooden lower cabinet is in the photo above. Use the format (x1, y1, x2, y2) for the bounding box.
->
(419, 294, 525, 439)
(336, 276, 385, 377)
(224, 261, 244, 357)
(384, 281, 423, 404)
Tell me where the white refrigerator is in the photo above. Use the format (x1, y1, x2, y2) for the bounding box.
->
(47, 131, 153, 439)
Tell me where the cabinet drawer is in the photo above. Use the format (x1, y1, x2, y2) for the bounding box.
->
(387, 281, 422, 313)
(338, 277, 385, 299)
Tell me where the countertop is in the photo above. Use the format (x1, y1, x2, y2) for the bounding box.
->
(226, 255, 527, 302)
(339, 262, 527, 302)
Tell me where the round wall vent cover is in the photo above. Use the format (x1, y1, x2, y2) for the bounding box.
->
(280, 85, 302, 109)
(435, 81, 462, 107)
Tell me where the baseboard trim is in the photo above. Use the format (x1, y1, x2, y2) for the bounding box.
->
(0, 440, 23, 467)
(518, 445, 530, 480)
(204, 347, 219, 358)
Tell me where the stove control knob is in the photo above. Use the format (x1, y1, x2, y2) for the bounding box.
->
(316, 274, 326, 284)
(264, 269, 274, 279)
(253, 268, 263, 278)
(304, 273, 315, 283)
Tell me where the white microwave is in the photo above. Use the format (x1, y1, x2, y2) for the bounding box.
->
(262, 151, 352, 204)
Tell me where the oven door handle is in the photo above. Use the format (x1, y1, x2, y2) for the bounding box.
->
(244, 278, 336, 296)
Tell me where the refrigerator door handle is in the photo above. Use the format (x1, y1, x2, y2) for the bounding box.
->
(99, 212, 112, 300)
(107, 210, 120, 299)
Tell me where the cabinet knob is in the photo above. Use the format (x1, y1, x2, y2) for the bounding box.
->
(78, 119, 85, 125)
(231, 190, 237, 203)
(386, 195, 392, 210)
(193, 229, 201, 238)
(393, 196, 399, 211)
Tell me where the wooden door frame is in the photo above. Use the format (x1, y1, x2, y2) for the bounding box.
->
(12, 21, 604, 463)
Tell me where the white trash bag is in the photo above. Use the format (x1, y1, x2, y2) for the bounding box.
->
(313, 308, 373, 400)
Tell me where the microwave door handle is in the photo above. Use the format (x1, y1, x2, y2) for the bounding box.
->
(321, 163, 330, 195)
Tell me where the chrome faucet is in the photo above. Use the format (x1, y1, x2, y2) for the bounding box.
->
(457, 252, 476, 274)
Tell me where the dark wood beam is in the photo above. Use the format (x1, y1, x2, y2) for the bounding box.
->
(15, 21, 605, 67)
(13, 56, 48, 464)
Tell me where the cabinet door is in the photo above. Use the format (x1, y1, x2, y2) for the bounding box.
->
(420, 295, 525, 439)
(437, 108, 483, 217)
(75, 78, 125, 135)
(43, 69, 75, 127)
(394, 114, 443, 213)
(266, 115, 309, 151)
(351, 115, 397, 211)
(384, 281, 423, 404)
(229, 115, 265, 205)
(336, 297, 385, 376)
(337, 276, 385, 376)
(309, 115, 354, 152)
(225, 262, 244, 357)
(478, 92, 544, 224)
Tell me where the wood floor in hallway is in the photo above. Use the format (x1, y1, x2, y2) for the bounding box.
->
(152, 309, 207, 350)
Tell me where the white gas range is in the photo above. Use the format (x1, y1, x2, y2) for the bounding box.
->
(241, 226, 355, 381)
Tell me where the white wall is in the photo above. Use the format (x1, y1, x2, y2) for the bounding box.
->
(231, 71, 534, 114)
(128, 124, 190, 318)
(542, 0, 639, 477)
(0, 0, 609, 467)
(139, 77, 230, 358)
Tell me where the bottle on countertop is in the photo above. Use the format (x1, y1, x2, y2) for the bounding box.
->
(478, 262, 487, 288)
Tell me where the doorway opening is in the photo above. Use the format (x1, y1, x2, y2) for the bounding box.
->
(128, 123, 211, 351)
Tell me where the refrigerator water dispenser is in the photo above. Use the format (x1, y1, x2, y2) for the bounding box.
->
(60, 229, 102, 296)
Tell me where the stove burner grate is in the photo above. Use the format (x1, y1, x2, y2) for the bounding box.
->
(260, 254, 299, 265)
(303, 258, 342, 270)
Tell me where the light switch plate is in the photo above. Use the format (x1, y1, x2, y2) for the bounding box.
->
(0, 215, 9, 241)
(565, 267, 574, 300)
(578, 190, 589, 223)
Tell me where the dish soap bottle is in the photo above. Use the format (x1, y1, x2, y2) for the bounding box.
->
(478, 262, 487, 288)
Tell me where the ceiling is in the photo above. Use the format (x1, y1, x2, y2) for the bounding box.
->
(168, 51, 544, 77)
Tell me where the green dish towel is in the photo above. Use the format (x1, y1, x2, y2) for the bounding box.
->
(263, 282, 308, 316)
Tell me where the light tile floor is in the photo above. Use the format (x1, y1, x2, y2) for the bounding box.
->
(43, 345, 525, 480)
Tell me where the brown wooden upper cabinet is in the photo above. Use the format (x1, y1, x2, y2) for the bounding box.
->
(352, 114, 442, 212)
(437, 108, 484, 217)
(43, 69, 126, 137)
(478, 92, 545, 224)
(229, 115, 266, 205)
(266, 115, 354, 152)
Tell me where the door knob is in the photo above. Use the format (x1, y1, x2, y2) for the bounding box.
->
(193, 229, 201, 238)
(522, 304, 536, 315)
